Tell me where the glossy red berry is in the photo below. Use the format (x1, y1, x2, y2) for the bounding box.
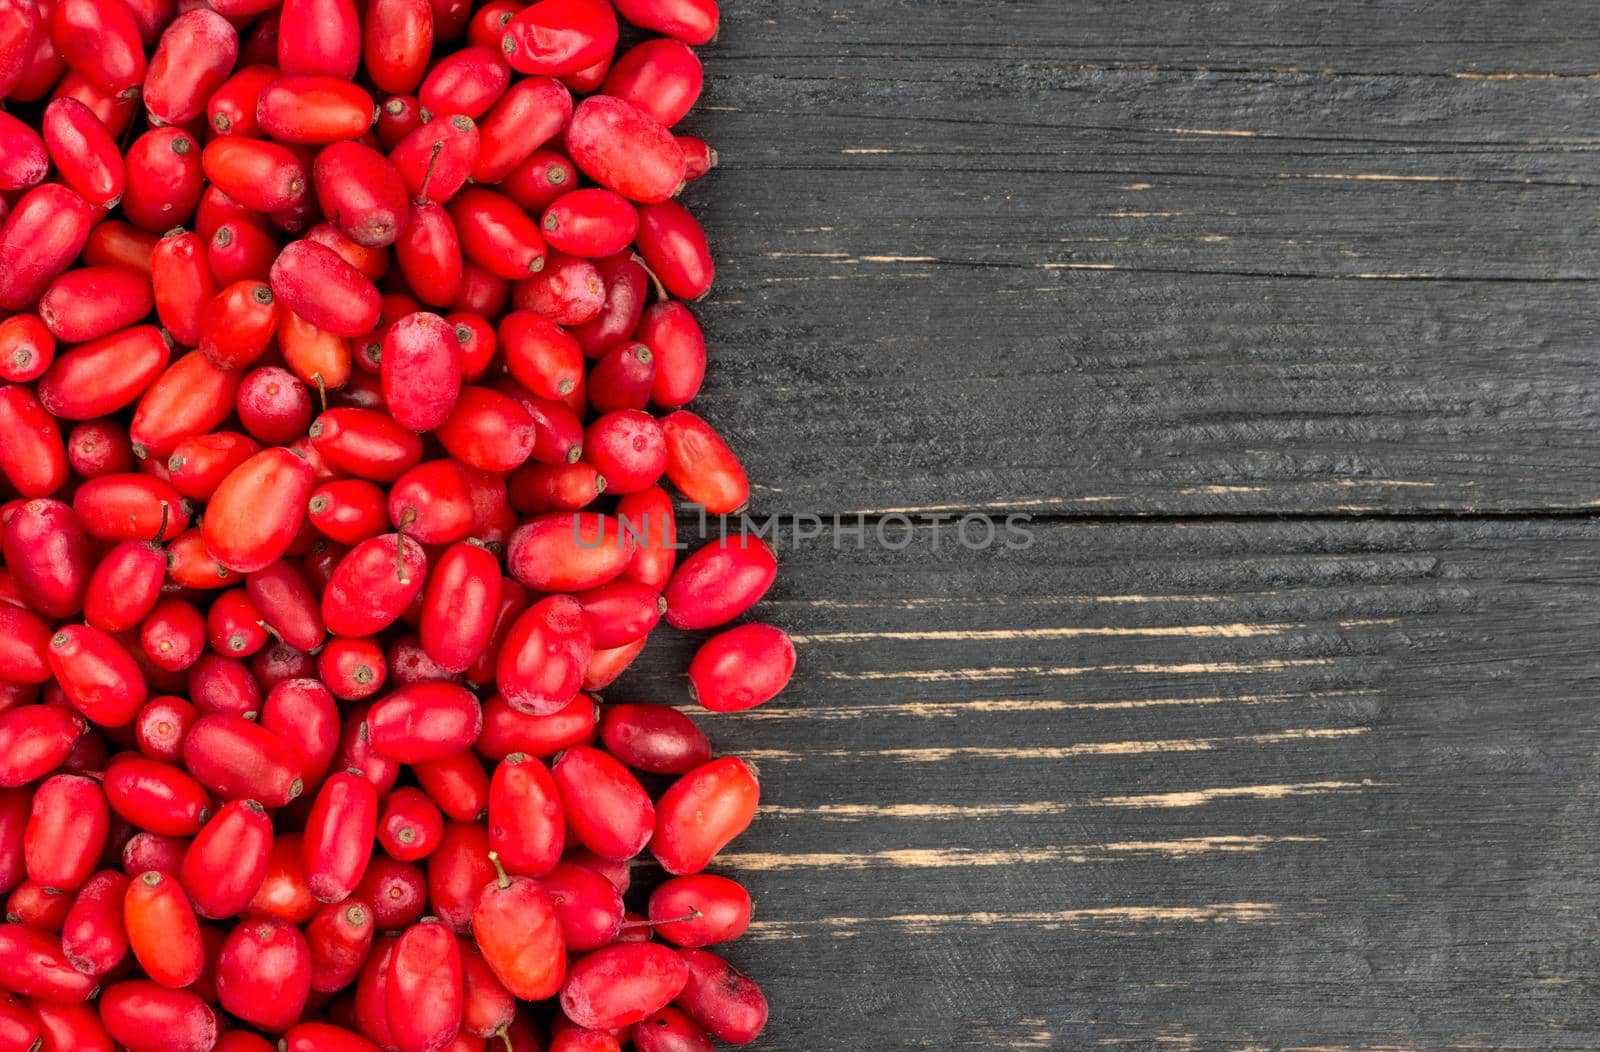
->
(388, 919, 464, 1052)
(613, 0, 718, 45)
(495, 595, 593, 716)
(559, 943, 688, 1032)
(179, 798, 273, 920)
(663, 537, 778, 630)
(216, 916, 312, 1032)
(598, 704, 711, 775)
(566, 96, 685, 204)
(648, 874, 752, 947)
(472, 853, 565, 1000)
(674, 948, 768, 1044)
(124, 870, 205, 988)
(303, 771, 378, 902)
(650, 757, 759, 875)
(98, 981, 218, 1052)
(688, 624, 795, 712)
(501, 0, 617, 76)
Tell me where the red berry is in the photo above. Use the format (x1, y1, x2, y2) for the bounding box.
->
(472, 853, 565, 1000)
(124, 870, 205, 988)
(143, 10, 237, 126)
(598, 703, 711, 775)
(179, 799, 274, 920)
(306, 899, 375, 993)
(387, 919, 463, 1051)
(303, 771, 378, 902)
(202, 447, 316, 574)
(501, 0, 617, 76)
(674, 948, 768, 1044)
(98, 981, 218, 1052)
(216, 916, 312, 1032)
(688, 623, 795, 712)
(647, 874, 752, 947)
(565, 96, 685, 204)
(650, 757, 759, 875)
(604, 39, 703, 127)
(495, 595, 593, 716)
(559, 943, 688, 1031)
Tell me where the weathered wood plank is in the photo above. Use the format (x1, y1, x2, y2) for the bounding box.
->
(613, 517, 1600, 1049)
(719, 0, 1600, 77)
(680, 1, 1600, 515)
(657, 4, 1600, 1047)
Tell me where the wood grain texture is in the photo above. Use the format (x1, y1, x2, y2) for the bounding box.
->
(637, 2, 1600, 1048)
(680, 0, 1600, 516)
(615, 518, 1600, 1049)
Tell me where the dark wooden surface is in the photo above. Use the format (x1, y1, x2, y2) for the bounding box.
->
(636, 3, 1600, 1048)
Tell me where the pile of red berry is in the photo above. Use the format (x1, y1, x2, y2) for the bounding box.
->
(0, 0, 795, 1047)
